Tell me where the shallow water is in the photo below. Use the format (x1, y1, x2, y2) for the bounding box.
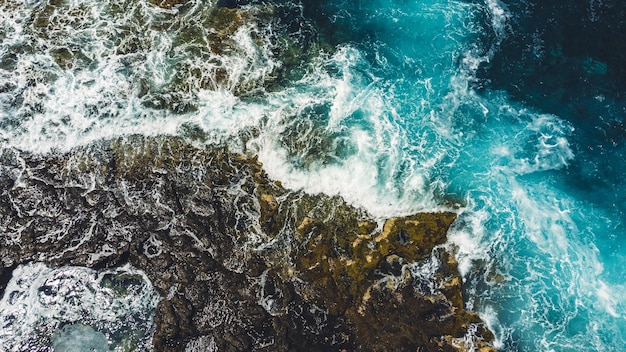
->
(0, 263, 159, 351)
(0, 0, 624, 350)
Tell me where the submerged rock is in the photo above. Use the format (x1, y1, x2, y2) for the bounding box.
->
(0, 135, 494, 351)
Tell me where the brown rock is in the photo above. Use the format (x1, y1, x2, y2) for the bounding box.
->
(0, 136, 495, 351)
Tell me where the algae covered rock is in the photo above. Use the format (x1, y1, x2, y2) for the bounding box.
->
(0, 135, 494, 351)
(0, 0, 312, 118)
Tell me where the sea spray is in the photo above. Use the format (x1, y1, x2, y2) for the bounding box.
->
(0, 263, 159, 351)
(0, 136, 495, 350)
(0, 0, 624, 350)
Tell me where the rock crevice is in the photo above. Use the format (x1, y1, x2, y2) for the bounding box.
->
(0, 136, 494, 351)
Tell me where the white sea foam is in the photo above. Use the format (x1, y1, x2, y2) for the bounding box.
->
(247, 44, 455, 218)
(447, 208, 491, 278)
(0, 0, 473, 218)
(1, 0, 624, 350)
(0, 0, 278, 153)
(444, 98, 626, 348)
(433, 23, 626, 343)
(484, 0, 510, 41)
(0, 262, 160, 351)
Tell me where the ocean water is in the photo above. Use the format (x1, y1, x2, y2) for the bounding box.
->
(0, 263, 160, 351)
(0, 0, 624, 351)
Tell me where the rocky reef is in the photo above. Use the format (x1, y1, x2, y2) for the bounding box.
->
(0, 136, 495, 351)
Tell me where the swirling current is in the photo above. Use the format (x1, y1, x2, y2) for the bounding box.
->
(0, 0, 624, 351)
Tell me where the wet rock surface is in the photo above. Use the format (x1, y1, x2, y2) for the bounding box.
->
(0, 135, 494, 351)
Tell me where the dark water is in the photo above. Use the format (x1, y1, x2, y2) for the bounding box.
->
(0, 0, 624, 350)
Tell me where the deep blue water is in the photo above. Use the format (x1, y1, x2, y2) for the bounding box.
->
(297, 0, 626, 350)
(0, 0, 624, 350)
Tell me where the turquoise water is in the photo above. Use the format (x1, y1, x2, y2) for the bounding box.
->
(301, 1, 626, 350)
(0, 0, 624, 350)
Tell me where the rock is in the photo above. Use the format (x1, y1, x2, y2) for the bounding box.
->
(0, 135, 495, 351)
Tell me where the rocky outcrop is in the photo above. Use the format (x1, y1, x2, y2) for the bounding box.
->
(0, 135, 494, 351)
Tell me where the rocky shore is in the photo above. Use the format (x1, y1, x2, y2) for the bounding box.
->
(0, 136, 494, 351)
